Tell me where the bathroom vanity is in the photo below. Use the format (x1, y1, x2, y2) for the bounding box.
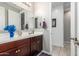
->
(0, 34, 43, 56)
(0, 2, 44, 56)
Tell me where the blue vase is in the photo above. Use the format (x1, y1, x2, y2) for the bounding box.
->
(10, 32, 14, 38)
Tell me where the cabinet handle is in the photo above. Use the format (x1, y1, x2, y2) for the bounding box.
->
(18, 49, 21, 52)
(15, 49, 21, 53)
(15, 50, 18, 53)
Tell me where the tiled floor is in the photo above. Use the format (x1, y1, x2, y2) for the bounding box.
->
(52, 42, 71, 56)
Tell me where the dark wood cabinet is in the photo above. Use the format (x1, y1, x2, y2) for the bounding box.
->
(0, 35, 43, 56)
(6, 38, 30, 56)
(36, 36, 42, 53)
(30, 35, 42, 56)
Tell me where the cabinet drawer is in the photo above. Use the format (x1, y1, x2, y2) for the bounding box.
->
(16, 44, 30, 56)
(6, 44, 30, 56)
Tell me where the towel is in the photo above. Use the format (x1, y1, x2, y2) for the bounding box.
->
(42, 21, 47, 29)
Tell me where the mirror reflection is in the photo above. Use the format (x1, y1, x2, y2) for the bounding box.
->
(0, 2, 35, 33)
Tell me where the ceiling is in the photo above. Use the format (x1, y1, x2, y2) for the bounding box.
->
(52, 2, 70, 12)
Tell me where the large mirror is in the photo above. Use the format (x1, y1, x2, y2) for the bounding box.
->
(20, 10, 34, 31)
(0, 2, 35, 33)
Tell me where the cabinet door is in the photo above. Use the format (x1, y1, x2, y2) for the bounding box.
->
(36, 36, 42, 53)
(36, 37, 42, 53)
(30, 37, 38, 55)
(31, 36, 42, 56)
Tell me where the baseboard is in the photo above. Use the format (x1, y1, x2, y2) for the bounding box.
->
(52, 44, 64, 48)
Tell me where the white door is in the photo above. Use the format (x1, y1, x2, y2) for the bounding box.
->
(77, 2, 79, 56)
(71, 2, 79, 56)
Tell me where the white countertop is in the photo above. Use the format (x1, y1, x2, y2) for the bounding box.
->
(0, 31, 43, 44)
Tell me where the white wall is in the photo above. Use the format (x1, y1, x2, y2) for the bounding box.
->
(71, 3, 77, 39)
(64, 11, 70, 42)
(34, 2, 52, 53)
(0, 6, 5, 30)
(77, 3, 79, 41)
(51, 4, 64, 47)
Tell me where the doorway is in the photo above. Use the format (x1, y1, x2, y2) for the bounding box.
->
(51, 2, 71, 56)
(64, 2, 71, 45)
